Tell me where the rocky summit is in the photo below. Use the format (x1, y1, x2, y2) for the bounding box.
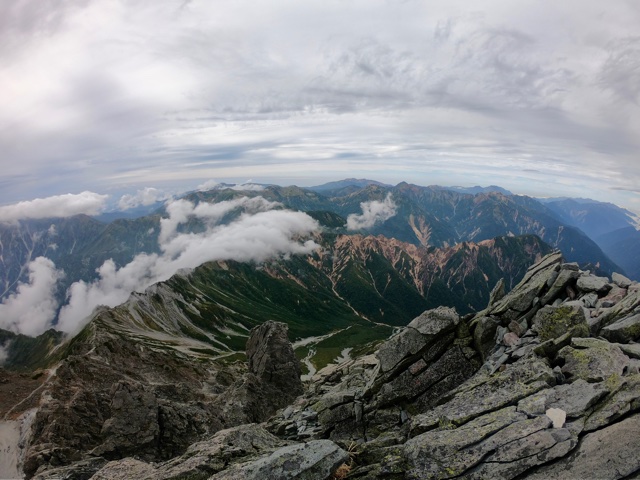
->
(4, 251, 640, 479)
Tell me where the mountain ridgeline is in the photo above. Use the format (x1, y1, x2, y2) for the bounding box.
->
(0, 233, 550, 372)
(0, 181, 630, 306)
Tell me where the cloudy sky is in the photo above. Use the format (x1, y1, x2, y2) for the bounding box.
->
(2, 0, 640, 212)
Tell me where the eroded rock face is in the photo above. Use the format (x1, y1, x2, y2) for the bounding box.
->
(247, 320, 303, 394)
(22, 251, 640, 479)
(23, 320, 303, 479)
(90, 424, 289, 480)
(214, 321, 304, 426)
(209, 440, 348, 480)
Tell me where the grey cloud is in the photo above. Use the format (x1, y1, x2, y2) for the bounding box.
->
(347, 193, 397, 230)
(0, 257, 62, 336)
(1, 1, 640, 211)
(0, 192, 109, 222)
(56, 196, 320, 334)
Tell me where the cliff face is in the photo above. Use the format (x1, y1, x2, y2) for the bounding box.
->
(8, 250, 640, 479)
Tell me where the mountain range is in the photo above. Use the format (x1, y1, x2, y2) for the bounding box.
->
(1, 180, 636, 325)
(1, 179, 640, 478)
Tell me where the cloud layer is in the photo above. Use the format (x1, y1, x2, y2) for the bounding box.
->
(56, 196, 320, 333)
(0, 192, 108, 222)
(0, 257, 62, 336)
(1, 1, 640, 211)
(118, 187, 170, 210)
(347, 194, 397, 230)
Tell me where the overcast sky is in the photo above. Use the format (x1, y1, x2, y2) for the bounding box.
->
(1, 0, 640, 212)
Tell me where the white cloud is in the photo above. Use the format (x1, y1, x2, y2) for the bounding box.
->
(56, 196, 319, 334)
(197, 179, 220, 191)
(231, 183, 265, 192)
(117, 187, 170, 210)
(0, 192, 108, 222)
(0, 342, 9, 366)
(347, 193, 397, 230)
(197, 179, 265, 192)
(0, 257, 63, 336)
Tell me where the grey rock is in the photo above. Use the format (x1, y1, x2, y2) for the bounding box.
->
(463, 428, 574, 480)
(596, 287, 640, 328)
(503, 332, 520, 347)
(618, 343, 640, 359)
(526, 414, 640, 480)
(584, 374, 640, 431)
(540, 265, 580, 306)
(376, 307, 460, 375)
(581, 292, 599, 308)
(410, 356, 555, 434)
(405, 409, 575, 479)
(601, 313, 640, 344)
(613, 272, 633, 288)
(490, 252, 563, 316)
(246, 320, 303, 401)
(559, 338, 629, 383)
(576, 275, 612, 293)
(91, 458, 156, 480)
(376, 345, 474, 409)
(159, 423, 287, 479)
(92, 380, 159, 457)
(517, 379, 608, 418)
(532, 305, 588, 343)
(473, 316, 500, 361)
(209, 440, 348, 480)
(33, 458, 108, 480)
(407, 306, 460, 336)
(376, 327, 429, 375)
(488, 278, 506, 306)
(598, 285, 628, 308)
(218, 321, 304, 425)
(404, 407, 526, 478)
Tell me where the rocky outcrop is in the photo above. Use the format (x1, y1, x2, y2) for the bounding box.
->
(267, 307, 481, 447)
(22, 319, 304, 479)
(20, 251, 640, 479)
(88, 424, 348, 480)
(264, 252, 640, 479)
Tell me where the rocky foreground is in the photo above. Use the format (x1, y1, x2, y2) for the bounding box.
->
(8, 251, 640, 479)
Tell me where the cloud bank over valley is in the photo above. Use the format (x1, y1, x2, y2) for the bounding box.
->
(0, 197, 320, 336)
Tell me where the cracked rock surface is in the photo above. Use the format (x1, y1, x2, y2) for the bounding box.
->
(23, 251, 640, 479)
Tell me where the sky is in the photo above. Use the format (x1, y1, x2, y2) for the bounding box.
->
(1, 0, 640, 213)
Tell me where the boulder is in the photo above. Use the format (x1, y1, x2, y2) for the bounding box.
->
(584, 374, 640, 431)
(217, 321, 304, 424)
(404, 408, 574, 479)
(473, 316, 500, 361)
(410, 356, 555, 434)
(517, 379, 608, 418)
(91, 458, 156, 480)
(531, 305, 589, 343)
(209, 440, 348, 480)
(540, 264, 580, 305)
(92, 380, 159, 458)
(376, 307, 460, 376)
(600, 314, 640, 344)
(526, 414, 640, 480)
(246, 320, 303, 400)
(576, 275, 612, 294)
(612, 272, 633, 289)
(558, 338, 629, 383)
(488, 278, 506, 306)
(490, 252, 563, 317)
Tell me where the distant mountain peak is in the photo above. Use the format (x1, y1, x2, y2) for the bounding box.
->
(308, 178, 391, 192)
